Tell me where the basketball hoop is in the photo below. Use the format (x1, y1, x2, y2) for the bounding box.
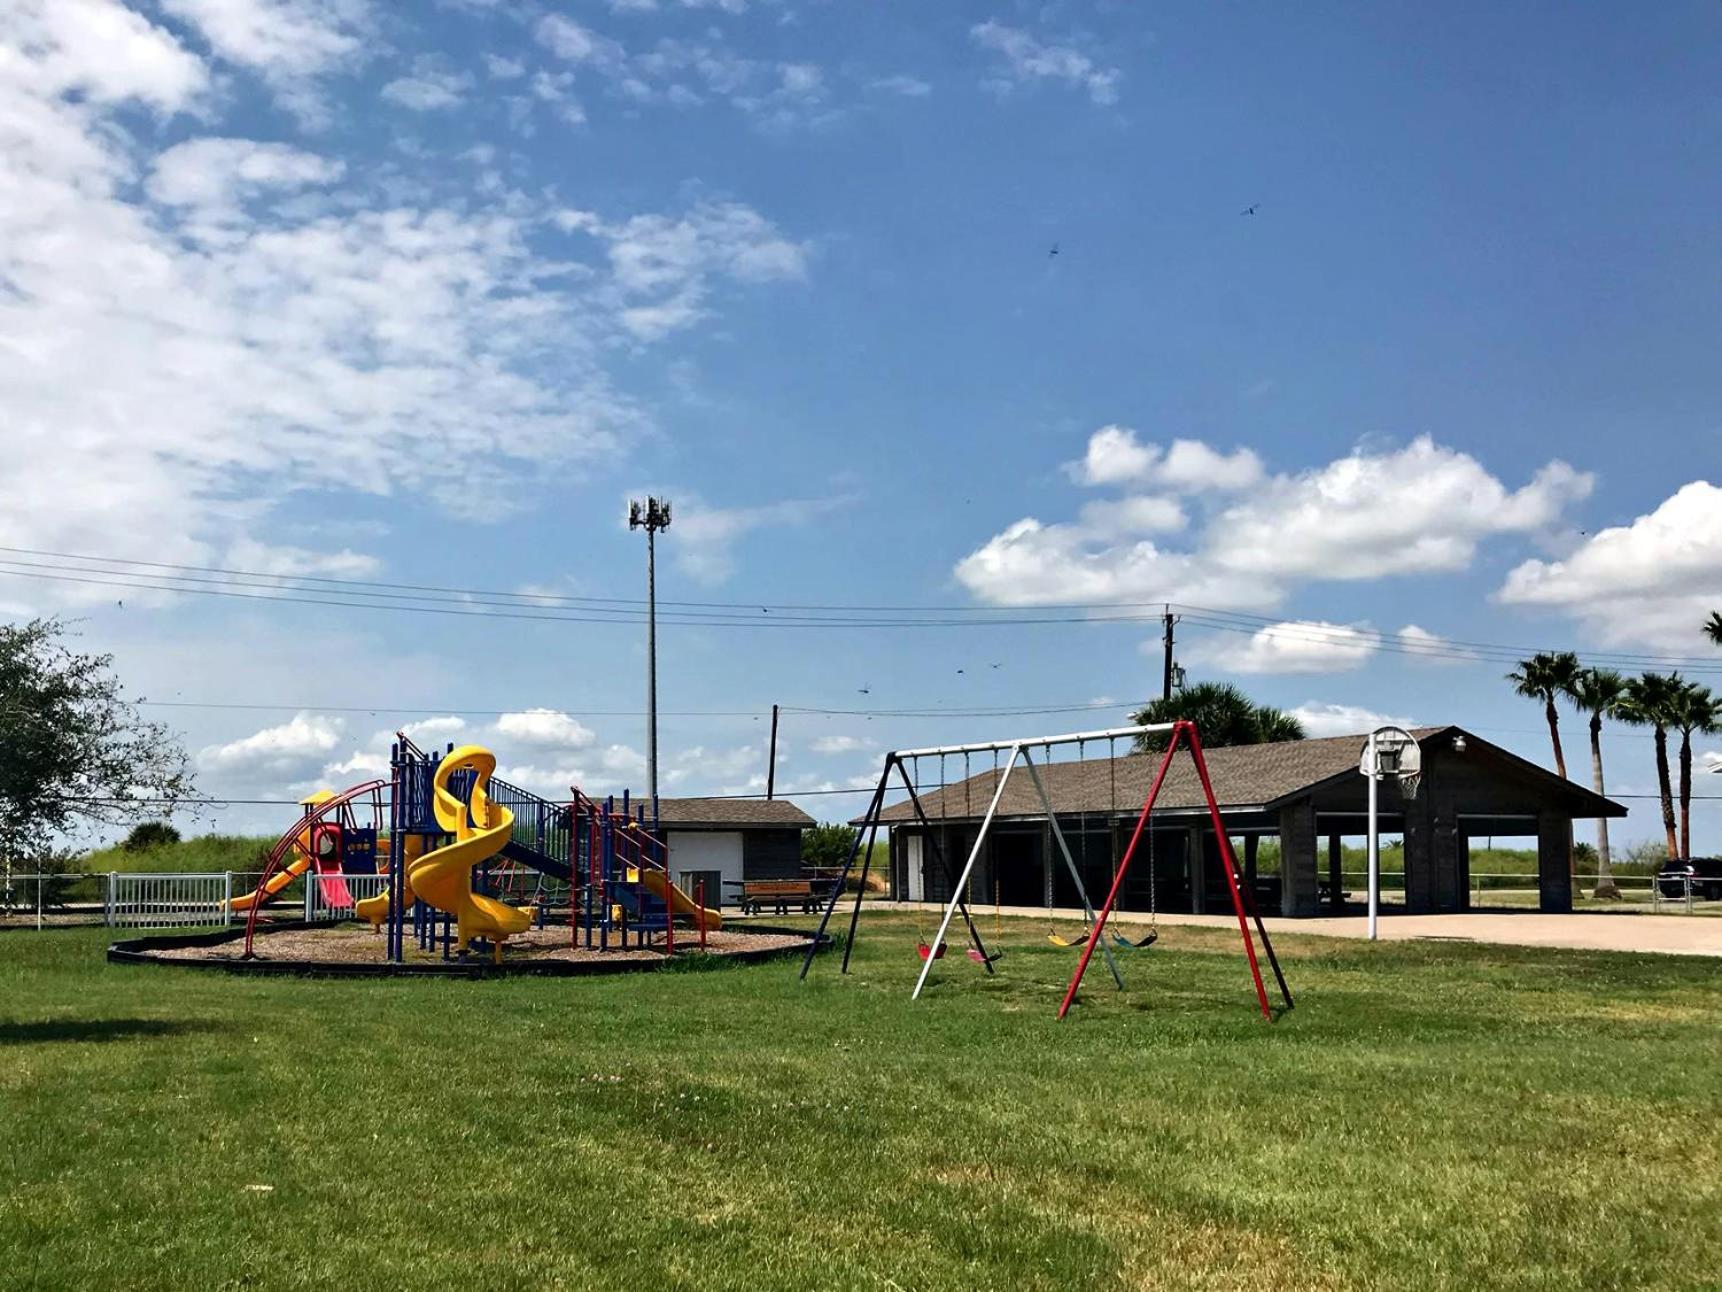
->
(1362, 726, 1421, 942)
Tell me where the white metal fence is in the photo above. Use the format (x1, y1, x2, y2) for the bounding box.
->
(304, 872, 389, 922)
(105, 872, 235, 930)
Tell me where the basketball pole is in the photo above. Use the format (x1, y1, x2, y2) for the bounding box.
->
(1366, 730, 1380, 941)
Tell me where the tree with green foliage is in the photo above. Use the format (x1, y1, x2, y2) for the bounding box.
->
(0, 619, 194, 870)
(1668, 680, 1719, 860)
(1615, 672, 1683, 858)
(122, 821, 182, 852)
(1703, 611, 1722, 649)
(1565, 667, 1627, 898)
(1130, 682, 1307, 753)
(801, 822, 859, 871)
(1506, 650, 1582, 780)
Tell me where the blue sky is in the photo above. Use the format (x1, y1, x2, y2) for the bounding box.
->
(3, 0, 1721, 852)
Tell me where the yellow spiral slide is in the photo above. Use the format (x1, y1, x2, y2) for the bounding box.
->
(415, 744, 532, 962)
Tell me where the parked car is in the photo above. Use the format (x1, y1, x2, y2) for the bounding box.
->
(1656, 859, 1722, 902)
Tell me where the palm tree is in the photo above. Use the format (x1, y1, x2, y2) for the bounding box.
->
(1704, 611, 1722, 648)
(1506, 651, 1582, 779)
(1669, 680, 1720, 860)
(1566, 667, 1627, 899)
(1130, 682, 1306, 753)
(1616, 672, 1683, 859)
(1254, 706, 1307, 744)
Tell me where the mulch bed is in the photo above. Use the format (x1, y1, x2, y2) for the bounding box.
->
(110, 918, 819, 977)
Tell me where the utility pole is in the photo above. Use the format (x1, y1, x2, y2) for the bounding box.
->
(628, 497, 671, 812)
(1161, 606, 1178, 701)
(766, 704, 780, 800)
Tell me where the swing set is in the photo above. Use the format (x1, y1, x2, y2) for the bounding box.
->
(799, 719, 1293, 1021)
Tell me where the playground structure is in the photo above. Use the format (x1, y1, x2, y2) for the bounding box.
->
(232, 736, 722, 964)
(802, 720, 1294, 1021)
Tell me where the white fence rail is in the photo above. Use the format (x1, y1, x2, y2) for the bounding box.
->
(105, 872, 234, 930)
(305, 872, 389, 922)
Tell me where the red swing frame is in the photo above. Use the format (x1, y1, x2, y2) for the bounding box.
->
(1057, 720, 1293, 1021)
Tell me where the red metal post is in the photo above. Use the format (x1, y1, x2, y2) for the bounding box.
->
(1183, 728, 1275, 1021)
(1056, 725, 1185, 1019)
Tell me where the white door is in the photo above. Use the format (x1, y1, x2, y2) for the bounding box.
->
(905, 835, 924, 902)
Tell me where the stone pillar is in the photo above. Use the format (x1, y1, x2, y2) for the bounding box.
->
(1456, 829, 1470, 911)
(1327, 832, 1343, 909)
(1277, 800, 1320, 917)
(1187, 825, 1206, 914)
(1538, 812, 1574, 912)
(1402, 787, 1435, 914)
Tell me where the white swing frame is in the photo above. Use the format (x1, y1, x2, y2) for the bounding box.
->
(900, 723, 1174, 1000)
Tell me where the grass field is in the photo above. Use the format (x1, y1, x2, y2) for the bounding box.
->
(2, 915, 1719, 1290)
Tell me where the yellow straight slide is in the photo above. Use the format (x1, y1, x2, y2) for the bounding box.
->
(411, 745, 531, 962)
(638, 867, 724, 932)
(226, 792, 332, 912)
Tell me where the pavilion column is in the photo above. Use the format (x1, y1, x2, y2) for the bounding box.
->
(1327, 832, 1343, 910)
(1277, 800, 1319, 917)
(1537, 811, 1574, 912)
(1186, 825, 1206, 914)
(1042, 820, 1054, 909)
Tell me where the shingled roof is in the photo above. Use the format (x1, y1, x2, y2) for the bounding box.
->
(861, 726, 1622, 824)
(654, 797, 815, 829)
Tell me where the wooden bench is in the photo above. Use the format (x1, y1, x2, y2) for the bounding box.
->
(738, 880, 825, 916)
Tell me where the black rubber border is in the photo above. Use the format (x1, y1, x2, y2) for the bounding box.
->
(107, 920, 826, 978)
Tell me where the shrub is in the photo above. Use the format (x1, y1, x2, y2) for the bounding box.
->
(802, 822, 859, 871)
(122, 821, 181, 852)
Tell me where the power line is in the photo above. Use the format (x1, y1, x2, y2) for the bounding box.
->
(7, 543, 1722, 668)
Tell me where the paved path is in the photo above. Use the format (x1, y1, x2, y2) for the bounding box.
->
(867, 901, 1722, 958)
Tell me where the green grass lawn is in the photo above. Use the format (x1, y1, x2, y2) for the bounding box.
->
(2, 915, 1719, 1290)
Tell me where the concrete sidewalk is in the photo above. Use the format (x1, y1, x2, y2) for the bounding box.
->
(871, 901, 1722, 958)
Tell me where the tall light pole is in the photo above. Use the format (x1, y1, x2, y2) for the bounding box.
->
(629, 496, 671, 812)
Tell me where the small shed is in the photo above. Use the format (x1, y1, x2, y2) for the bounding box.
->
(862, 727, 1625, 917)
(655, 797, 815, 910)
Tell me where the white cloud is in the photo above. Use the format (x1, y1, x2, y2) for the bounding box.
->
(958, 435, 1591, 611)
(494, 709, 597, 750)
(870, 74, 932, 98)
(147, 137, 343, 212)
(971, 21, 1121, 106)
(1497, 481, 1722, 647)
(199, 712, 344, 775)
(1198, 621, 1382, 675)
(483, 54, 525, 79)
(1069, 426, 1262, 491)
(811, 735, 867, 755)
(1207, 438, 1592, 583)
(160, 0, 368, 122)
(1076, 497, 1186, 535)
(954, 517, 1280, 609)
(400, 716, 467, 743)
(534, 15, 627, 69)
(557, 201, 808, 340)
(0, 21, 805, 616)
(380, 64, 472, 111)
(667, 493, 855, 584)
(1396, 623, 1475, 665)
(1289, 703, 1419, 739)
(14, 0, 209, 111)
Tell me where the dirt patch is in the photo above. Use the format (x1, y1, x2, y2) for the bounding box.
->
(150, 921, 808, 967)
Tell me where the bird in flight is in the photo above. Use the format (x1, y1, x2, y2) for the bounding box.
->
(1048, 243, 1059, 258)
(857, 685, 871, 695)
(1240, 204, 1260, 216)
